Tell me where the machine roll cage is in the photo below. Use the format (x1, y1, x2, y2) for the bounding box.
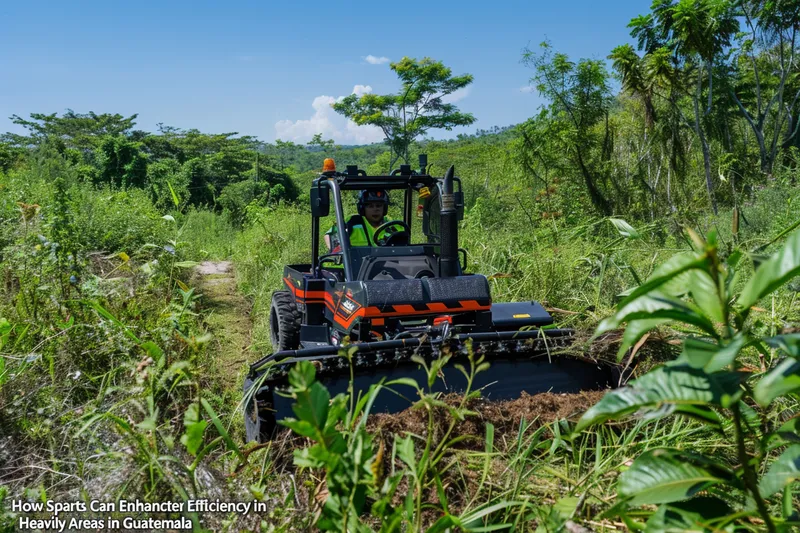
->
(309, 160, 464, 282)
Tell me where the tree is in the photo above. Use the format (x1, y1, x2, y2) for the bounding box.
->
(332, 57, 476, 171)
(523, 42, 615, 215)
(95, 135, 148, 188)
(307, 133, 335, 152)
(728, 0, 800, 175)
(627, 0, 739, 215)
(273, 139, 300, 170)
(2, 110, 138, 153)
(609, 44, 658, 130)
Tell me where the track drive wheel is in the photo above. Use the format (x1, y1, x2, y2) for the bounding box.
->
(269, 290, 301, 351)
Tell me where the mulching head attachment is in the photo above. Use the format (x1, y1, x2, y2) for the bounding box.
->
(244, 327, 619, 442)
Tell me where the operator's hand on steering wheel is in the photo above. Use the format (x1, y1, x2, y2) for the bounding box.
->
(373, 220, 411, 246)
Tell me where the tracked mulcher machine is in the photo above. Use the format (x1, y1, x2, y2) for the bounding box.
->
(244, 156, 618, 442)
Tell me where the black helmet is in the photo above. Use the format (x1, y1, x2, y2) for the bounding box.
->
(357, 189, 389, 216)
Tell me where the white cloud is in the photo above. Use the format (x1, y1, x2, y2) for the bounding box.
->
(519, 85, 536, 94)
(274, 85, 385, 145)
(441, 87, 471, 104)
(352, 84, 372, 97)
(364, 55, 390, 65)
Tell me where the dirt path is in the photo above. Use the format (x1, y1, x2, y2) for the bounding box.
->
(193, 261, 253, 391)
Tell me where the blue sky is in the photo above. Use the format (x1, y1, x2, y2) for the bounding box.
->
(0, 0, 646, 144)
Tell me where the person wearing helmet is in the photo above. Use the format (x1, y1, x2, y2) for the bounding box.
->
(325, 189, 395, 252)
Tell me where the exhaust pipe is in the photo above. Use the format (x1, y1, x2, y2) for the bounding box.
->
(440, 165, 459, 277)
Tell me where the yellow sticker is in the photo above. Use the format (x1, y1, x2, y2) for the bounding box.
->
(513, 313, 531, 319)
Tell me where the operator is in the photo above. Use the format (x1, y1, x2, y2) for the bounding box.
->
(325, 189, 398, 252)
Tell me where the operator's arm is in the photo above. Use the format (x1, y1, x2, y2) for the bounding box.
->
(324, 225, 338, 252)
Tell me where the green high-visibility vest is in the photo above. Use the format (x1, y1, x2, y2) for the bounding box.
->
(326, 215, 388, 250)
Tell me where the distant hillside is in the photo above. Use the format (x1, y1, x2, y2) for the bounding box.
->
(264, 124, 520, 174)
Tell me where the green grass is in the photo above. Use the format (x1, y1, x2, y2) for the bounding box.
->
(2, 153, 800, 531)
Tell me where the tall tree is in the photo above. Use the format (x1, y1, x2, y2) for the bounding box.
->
(95, 135, 148, 189)
(522, 42, 615, 215)
(609, 44, 658, 129)
(2, 111, 138, 153)
(628, 0, 739, 214)
(332, 57, 476, 171)
(307, 133, 335, 152)
(728, 0, 800, 175)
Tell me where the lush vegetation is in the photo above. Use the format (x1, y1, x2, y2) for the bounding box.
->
(2, 0, 800, 531)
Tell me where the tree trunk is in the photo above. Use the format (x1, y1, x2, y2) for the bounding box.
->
(694, 72, 717, 215)
(575, 148, 612, 216)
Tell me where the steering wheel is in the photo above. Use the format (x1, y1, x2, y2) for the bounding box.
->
(372, 220, 411, 247)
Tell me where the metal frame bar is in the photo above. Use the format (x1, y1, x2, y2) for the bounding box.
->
(249, 328, 573, 372)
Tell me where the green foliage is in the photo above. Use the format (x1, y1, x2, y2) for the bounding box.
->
(577, 226, 800, 531)
(3, 110, 138, 152)
(3, 5, 800, 528)
(94, 135, 148, 188)
(146, 158, 188, 209)
(617, 448, 731, 506)
(333, 57, 475, 170)
(277, 347, 536, 531)
(217, 169, 295, 226)
(522, 42, 615, 215)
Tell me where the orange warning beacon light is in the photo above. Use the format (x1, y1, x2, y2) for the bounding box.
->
(322, 158, 336, 173)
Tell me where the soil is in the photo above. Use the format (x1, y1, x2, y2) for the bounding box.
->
(367, 390, 606, 450)
(195, 260, 234, 276)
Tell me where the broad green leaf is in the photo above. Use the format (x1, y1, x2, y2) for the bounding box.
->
(292, 446, 326, 468)
(759, 445, 800, 497)
(764, 334, 800, 357)
(677, 334, 747, 373)
(645, 496, 734, 532)
(384, 377, 420, 389)
(619, 449, 728, 505)
(576, 364, 743, 432)
(615, 318, 669, 361)
(774, 417, 800, 444)
(87, 300, 141, 343)
(136, 409, 158, 431)
(553, 496, 580, 520)
(687, 270, 724, 324)
(141, 341, 164, 363)
(458, 500, 531, 529)
(173, 261, 199, 268)
(396, 435, 416, 473)
(281, 418, 318, 439)
(738, 228, 800, 311)
(326, 393, 348, 427)
(753, 358, 800, 406)
(180, 403, 208, 457)
(618, 252, 709, 307)
(596, 293, 718, 339)
(291, 382, 330, 431)
(288, 361, 317, 391)
(609, 217, 640, 239)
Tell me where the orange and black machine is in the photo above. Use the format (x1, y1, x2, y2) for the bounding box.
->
(244, 156, 617, 441)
